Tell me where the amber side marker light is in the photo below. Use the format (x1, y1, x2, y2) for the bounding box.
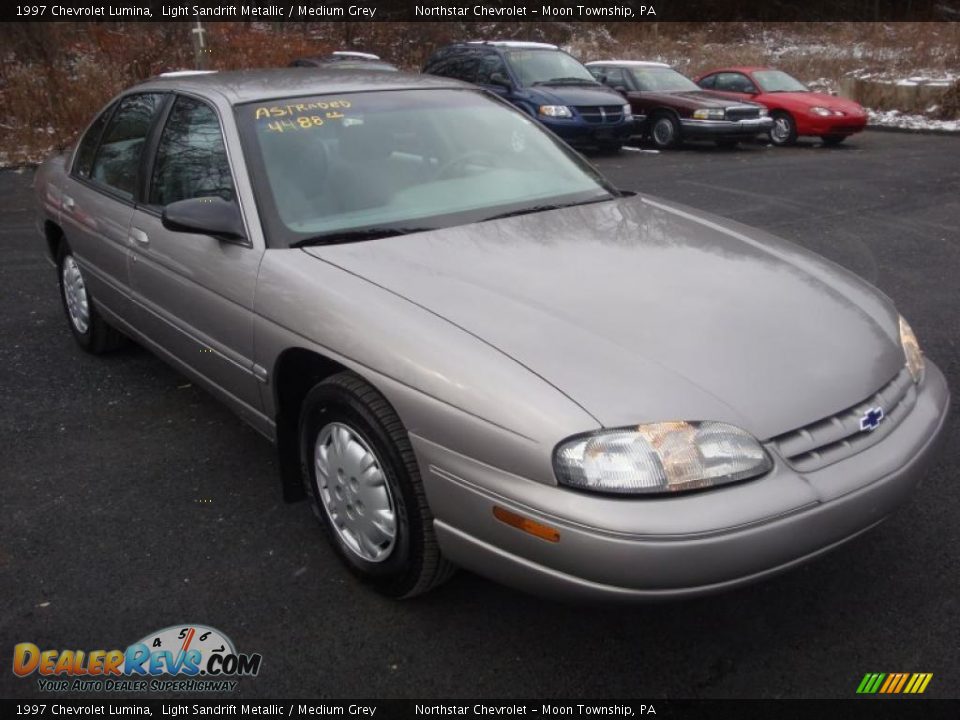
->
(493, 506, 560, 543)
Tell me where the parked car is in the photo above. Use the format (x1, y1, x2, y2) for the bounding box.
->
(586, 60, 772, 149)
(291, 51, 398, 72)
(423, 41, 634, 151)
(34, 69, 949, 601)
(696, 67, 868, 146)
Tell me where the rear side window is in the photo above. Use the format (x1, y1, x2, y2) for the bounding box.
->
(425, 51, 481, 83)
(89, 93, 165, 200)
(698, 74, 716, 89)
(713, 73, 757, 93)
(73, 103, 114, 178)
(149, 95, 234, 207)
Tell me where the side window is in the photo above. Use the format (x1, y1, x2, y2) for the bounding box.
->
(714, 72, 757, 93)
(73, 103, 115, 178)
(149, 95, 234, 207)
(698, 74, 716, 89)
(89, 93, 164, 200)
(428, 52, 479, 84)
(602, 67, 626, 87)
(474, 54, 508, 85)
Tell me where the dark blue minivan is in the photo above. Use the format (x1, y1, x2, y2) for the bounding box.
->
(423, 41, 637, 151)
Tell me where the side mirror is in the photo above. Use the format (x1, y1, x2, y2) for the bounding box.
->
(612, 84, 629, 95)
(162, 196, 245, 241)
(489, 72, 512, 89)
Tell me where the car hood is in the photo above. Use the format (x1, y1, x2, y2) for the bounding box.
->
(766, 91, 865, 113)
(638, 90, 758, 109)
(304, 196, 904, 439)
(527, 84, 626, 106)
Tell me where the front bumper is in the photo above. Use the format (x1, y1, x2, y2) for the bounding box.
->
(545, 118, 638, 147)
(414, 361, 950, 602)
(680, 116, 774, 139)
(800, 115, 867, 136)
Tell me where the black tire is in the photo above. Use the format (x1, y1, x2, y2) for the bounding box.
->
(299, 371, 455, 598)
(715, 139, 739, 149)
(57, 243, 125, 354)
(769, 111, 798, 146)
(821, 134, 846, 146)
(649, 114, 681, 149)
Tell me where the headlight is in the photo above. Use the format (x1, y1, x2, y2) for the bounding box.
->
(692, 108, 725, 120)
(538, 105, 573, 118)
(622, 103, 633, 120)
(810, 106, 834, 116)
(758, 108, 769, 116)
(554, 422, 772, 495)
(899, 315, 925, 383)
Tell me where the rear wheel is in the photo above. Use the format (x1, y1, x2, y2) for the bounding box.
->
(821, 134, 846, 146)
(650, 114, 681, 149)
(769, 111, 797, 146)
(57, 244, 125, 354)
(299, 372, 455, 598)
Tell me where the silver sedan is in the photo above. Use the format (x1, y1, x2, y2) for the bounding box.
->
(34, 70, 950, 600)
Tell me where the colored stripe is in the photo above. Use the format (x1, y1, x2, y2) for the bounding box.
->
(917, 674, 933, 693)
(856, 673, 874, 693)
(869, 673, 887, 693)
(904, 674, 920, 693)
(879, 674, 896, 693)
(893, 673, 910, 693)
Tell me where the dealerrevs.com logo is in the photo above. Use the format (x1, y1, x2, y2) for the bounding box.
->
(13, 624, 262, 692)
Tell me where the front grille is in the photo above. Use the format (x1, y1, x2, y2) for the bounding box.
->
(770, 367, 916, 473)
(725, 106, 761, 121)
(576, 105, 624, 124)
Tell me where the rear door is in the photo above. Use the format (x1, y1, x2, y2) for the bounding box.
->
(60, 93, 166, 324)
(127, 93, 264, 421)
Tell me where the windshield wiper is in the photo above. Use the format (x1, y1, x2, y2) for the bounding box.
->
(292, 227, 429, 248)
(482, 196, 613, 222)
(532, 77, 599, 86)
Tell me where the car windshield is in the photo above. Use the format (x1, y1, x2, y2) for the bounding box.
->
(237, 89, 616, 247)
(629, 67, 700, 92)
(505, 49, 598, 87)
(753, 70, 809, 93)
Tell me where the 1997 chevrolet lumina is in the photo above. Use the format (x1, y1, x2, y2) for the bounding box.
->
(34, 70, 949, 600)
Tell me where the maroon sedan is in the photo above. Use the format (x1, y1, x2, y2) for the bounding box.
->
(586, 61, 773, 149)
(696, 67, 868, 146)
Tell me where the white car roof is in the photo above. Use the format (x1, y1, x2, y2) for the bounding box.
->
(468, 41, 559, 50)
(158, 70, 219, 78)
(331, 51, 381, 60)
(586, 60, 671, 68)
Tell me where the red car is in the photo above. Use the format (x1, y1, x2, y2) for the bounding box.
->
(695, 67, 867, 146)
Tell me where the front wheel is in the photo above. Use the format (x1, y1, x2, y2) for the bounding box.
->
(769, 111, 797, 146)
(299, 372, 455, 598)
(821, 134, 846, 146)
(57, 244, 125, 354)
(650, 115, 681, 149)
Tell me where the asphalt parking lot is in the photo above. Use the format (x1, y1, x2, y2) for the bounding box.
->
(1, 130, 958, 700)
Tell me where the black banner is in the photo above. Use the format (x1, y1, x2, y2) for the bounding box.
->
(2, 699, 960, 719)
(3, 0, 960, 23)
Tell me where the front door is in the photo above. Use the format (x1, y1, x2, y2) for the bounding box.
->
(127, 94, 264, 422)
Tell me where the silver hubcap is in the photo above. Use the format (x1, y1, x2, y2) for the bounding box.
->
(772, 117, 791, 143)
(653, 118, 674, 145)
(62, 255, 90, 334)
(314, 422, 396, 563)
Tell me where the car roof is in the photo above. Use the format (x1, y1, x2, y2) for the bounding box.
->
(586, 60, 671, 68)
(130, 68, 467, 104)
(465, 40, 559, 50)
(702, 67, 771, 75)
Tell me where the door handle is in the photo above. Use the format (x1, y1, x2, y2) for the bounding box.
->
(62, 195, 75, 212)
(129, 228, 150, 247)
